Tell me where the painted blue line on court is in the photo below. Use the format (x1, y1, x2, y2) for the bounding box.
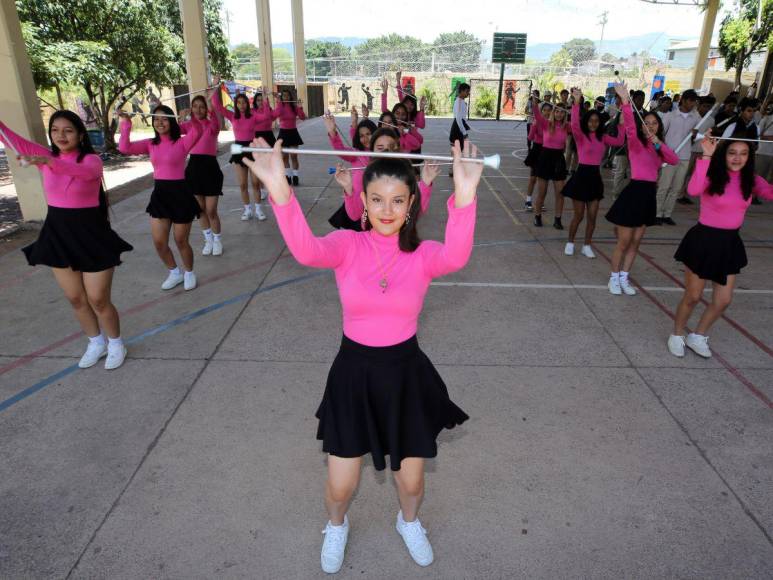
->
(0, 271, 328, 414)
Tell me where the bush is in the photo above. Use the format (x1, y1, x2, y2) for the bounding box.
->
(473, 86, 496, 118)
(418, 83, 439, 116)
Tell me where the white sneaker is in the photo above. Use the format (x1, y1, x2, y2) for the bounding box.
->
(564, 242, 575, 256)
(183, 271, 197, 291)
(668, 334, 686, 358)
(396, 511, 434, 567)
(255, 205, 267, 221)
(212, 238, 223, 256)
(620, 277, 637, 296)
(240, 207, 252, 221)
(581, 245, 596, 259)
(321, 516, 349, 574)
(78, 341, 107, 368)
(161, 271, 184, 290)
(686, 333, 712, 358)
(202, 239, 213, 255)
(105, 344, 127, 370)
(608, 276, 622, 295)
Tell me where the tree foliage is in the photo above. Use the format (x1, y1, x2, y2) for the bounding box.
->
(432, 31, 482, 72)
(562, 38, 597, 65)
(718, 0, 773, 85)
(549, 48, 573, 68)
(353, 34, 431, 69)
(305, 40, 351, 77)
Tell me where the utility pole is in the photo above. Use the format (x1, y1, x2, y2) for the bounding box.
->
(222, 8, 233, 46)
(598, 10, 608, 73)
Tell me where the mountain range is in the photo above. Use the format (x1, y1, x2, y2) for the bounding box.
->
(271, 32, 682, 63)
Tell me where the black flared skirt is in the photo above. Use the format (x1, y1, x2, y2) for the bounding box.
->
(316, 335, 469, 471)
(675, 223, 747, 285)
(524, 142, 542, 168)
(185, 154, 224, 197)
(562, 164, 604, 201)
(535, 147, 568, 181)
(328, 203, 363, 231)
(277, 128, 304, 147)
(229, 140, 253, 167)
(255, 130, 277, 147)
(605, 179, 657, 227)
(146, 179, 201, 224)
(22, 206, 133, 272)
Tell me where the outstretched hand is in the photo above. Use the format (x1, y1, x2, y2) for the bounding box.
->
(323, 113, 337, 136)
(420, 161, 440, 186)
(241, 138, 291, 204)
(700, 128, 717, 158)
(451, 140, 482, 208)
(613, 82, 630, 104)
(334, 163, 354, 195)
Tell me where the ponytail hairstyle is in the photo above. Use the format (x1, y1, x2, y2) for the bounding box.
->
(233, 94, 252, 119)
(48, 110, 109, 217)
(150, 105, 181, 144)
(353, 119, 377, 151)
(706, 140, 756, 200)
(362, 158, 422, 252)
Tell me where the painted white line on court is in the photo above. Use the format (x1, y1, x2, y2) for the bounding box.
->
(430, 281, 773, 295)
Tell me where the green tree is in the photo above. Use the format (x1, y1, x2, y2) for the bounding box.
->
(432, 31, 483, 72)
(353, 34, 431, 69)
(719, 0, 773, 86)
(232, 42, 259, 78)
(18, 0, 186, 150)
(549, 48, 573, 68)
(601, 52, 618, 63)
(159, 0, 233, 79)
(273, 47, 294, 76)
(562, 38, 597, 65)
(305, 39, 351, 77)
(473, 86, 496, 118)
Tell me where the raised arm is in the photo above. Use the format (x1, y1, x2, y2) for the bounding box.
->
(658, 141, 679, 166)
(117, 118, 151, 155)
(621, 102, 640, 151)
(180, 115, 203, 152)
(296, 105, 306, 121)
(686, 157, 710, 197)
(753, 175, 773, 200)
(210, 85, 234, 121)
(531, 98, 547, 129)
(0, 120, 50, 157)
(570, 101, 584, 141)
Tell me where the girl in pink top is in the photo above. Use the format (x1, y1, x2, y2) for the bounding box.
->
(523, 101, 553, 211)
(273, 88, 306, 185)
(563, 88, 626, 258)
(0, 111, 132, 370)
(668, 133, 773, 359)
(243, 138, 480, 573)
(211, 82, 267, 221)
(605, 83, 679, 296)
(118, 105, 203, 292)
(179, 92, 225, 256)
(531, 96, 569, 228)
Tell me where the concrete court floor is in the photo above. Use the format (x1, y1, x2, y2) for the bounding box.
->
(0, 116, 772, 580)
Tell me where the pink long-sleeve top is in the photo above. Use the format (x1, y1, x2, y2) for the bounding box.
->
(570, 103, 625, 165)
(180, 114, 220, 156)
(252, 101, 274, 132)
(211, 88, 259, 142)
(621, 102, 679, 181)
(532, 103, 568, 150)
(271, 190, 476, 346)
(687, 158, 773, 229)
(527, 120, 544, 145)
(273, 102, 305, 129)
(118, 118, 202, 180)
(0, 121, 102, 208)
(347, 124, 421, 155)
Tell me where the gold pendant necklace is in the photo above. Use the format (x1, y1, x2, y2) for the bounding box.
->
(368, 232, 401, 293)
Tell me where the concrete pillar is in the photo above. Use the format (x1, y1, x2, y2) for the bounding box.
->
(178, 0, 210, 94)
(255, 0, 274, 100)
(290, 0, 308, 111)
(0, 0, 48, 221)
(691, 0, 720, 90)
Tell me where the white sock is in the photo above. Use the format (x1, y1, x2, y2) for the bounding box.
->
(184, 269, 195, 277)
(107, 336, 123, 348)
(620, 271, 630, 283)
(260, 188, 268, 199)
(88, 334, 105, 346)
(285, 168, 292, 177)
(526, 195, 532, 202)
(292, 169, 299, 177)
(243, 204, 251, 212)
(169, 266, 181, 276)
(610, 271, 620, 282)
(203, 228, 213, 241)
(213, 233, 221, 241)
(254, 202, 262, 211)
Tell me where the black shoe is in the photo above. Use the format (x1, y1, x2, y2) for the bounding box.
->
(292, 175, 299, 186)
(676, 197, 693, 205)
(525, 200, 533, 211)
(286, 176, 291, 185)
(653, 217, 664, 226)
(533, 215, 543, 227)
(751, 197, 762, 205)
(663, 217, 676, 226)
(553, 217, 563, 230)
